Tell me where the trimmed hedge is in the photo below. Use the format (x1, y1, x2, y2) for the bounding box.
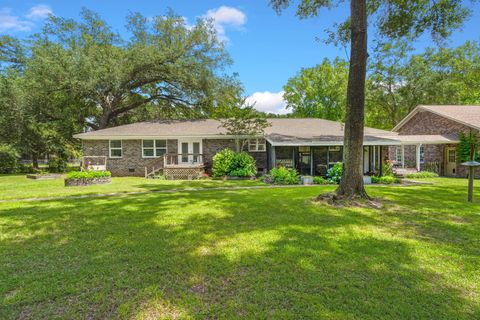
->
(0, 144, 19, 174)
(66, 171, 112, 179)
(405, 171, 439, 179)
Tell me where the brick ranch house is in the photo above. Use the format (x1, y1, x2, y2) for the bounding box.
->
(73, 105, 479, 178)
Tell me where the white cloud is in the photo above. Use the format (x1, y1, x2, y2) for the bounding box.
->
(202, 6, 246, 42)
(25, 4, 53, 20)
(0, 4, 53, 33)
(246, 91, 289, 115)
(0, 8, 33, 32)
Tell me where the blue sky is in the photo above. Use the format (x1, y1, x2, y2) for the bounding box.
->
(1, 1, 479, 114)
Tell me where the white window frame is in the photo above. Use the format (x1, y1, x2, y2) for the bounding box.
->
(248, 138, 266, 152)
(395, 147, 402, 163)
(420, 145, 425, 164)
(109, 140, 123, 158)
(142, 139, 167, 158)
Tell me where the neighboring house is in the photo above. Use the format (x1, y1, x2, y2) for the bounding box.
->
(390, 105, 480, 177)
(73, 118, 401, 177)
(73, 105, 479, 178)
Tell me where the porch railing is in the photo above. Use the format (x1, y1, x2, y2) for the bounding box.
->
(163, 153, 204, 167)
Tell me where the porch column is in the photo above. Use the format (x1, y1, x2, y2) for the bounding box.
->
(401, 145, 405, 168)
(416, 143, 422, 171)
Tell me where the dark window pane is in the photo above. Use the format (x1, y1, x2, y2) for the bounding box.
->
(143, 140, 154, 148)
(156, 148, 166, 156)
(143, 148, 154, 157)
(155, 140, 166, 148)
(111, 149, 122, 157)
(110, 140, 121, 148)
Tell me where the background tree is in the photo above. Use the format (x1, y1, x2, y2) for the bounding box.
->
(270, 0, 472, 199)
(216, 99, 270, 152)
(283, 58, 348, 121)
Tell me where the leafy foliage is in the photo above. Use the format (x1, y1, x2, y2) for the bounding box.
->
(371, 175, 400, 184)
(267, 167, 300, 185)
(217, 100, 270, 152)
(457, 131, 480, 163)
(212, 149, 257, 177)
(283, 58, 348, 120)
(66, 170, 112, 179)
(326, 162, 343, 184)
(0, 144, 19, 173)
(313, 176, 329, 184)
(405, 171, 439, 179)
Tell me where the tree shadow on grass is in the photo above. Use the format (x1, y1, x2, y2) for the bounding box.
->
(0, 187, 479, 319)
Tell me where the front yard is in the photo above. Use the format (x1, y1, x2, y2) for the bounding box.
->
(0, 176, 479, 319)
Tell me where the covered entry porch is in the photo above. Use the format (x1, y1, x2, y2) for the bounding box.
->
(268, 144, 384, 177)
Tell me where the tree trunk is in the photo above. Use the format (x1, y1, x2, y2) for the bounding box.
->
(32, 153, 39, 169)
(336, 0, 369, 199)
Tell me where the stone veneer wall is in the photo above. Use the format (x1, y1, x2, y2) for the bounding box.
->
(83, 139, 177, 177)
(389, 110, 480, 177)
(83, 138, 267, 177)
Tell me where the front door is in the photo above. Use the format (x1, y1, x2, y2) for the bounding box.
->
(178, 139, 202, 165)
(297, 146, 311, 175)
(445, 147, 457, 177)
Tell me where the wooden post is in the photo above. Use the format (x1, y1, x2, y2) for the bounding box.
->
(468, 166, 474, 202)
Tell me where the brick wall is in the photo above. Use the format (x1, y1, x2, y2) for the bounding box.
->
(83, 138, 267, 177)
(83, 139, 178, 176)
(389, 110, 480, 177)
(202, 138, 267, 173)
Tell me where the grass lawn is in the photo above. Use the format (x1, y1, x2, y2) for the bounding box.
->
(1, 177, 479, 319)
(0, 175, 266, 200)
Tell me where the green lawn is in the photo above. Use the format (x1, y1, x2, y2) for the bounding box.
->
(1, 177, 479, 319)
(0, 175, 266, 200)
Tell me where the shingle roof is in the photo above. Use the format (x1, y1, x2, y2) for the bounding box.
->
(393, 105, 480, 131)
(73, 118, 399, 145)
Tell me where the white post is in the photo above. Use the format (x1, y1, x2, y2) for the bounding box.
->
(416, 144, 421, 172)
(401, 145, 405, 168)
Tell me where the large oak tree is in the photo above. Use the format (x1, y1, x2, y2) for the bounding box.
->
(270, 0, 472, 199)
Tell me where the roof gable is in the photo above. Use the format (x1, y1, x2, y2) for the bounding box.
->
(393, 105, 480, 132)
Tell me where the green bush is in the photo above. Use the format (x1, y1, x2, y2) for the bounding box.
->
(48, 157, 68, 173)
(327, 162, 343, 184)
(0, 144, 19, 174)
(212, 149, 256, 177)
(371, 175, 400, 184)
(66, 170, 111, 179)
(405, 171, 439, 179)
(313, 176, 329, 184)
(268, 167, 300, 185)
(382, 162, 395, 177)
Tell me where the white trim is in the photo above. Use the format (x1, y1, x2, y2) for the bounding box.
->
(74, 134, 262, 140)
(141, 139, 168, 158)
(248, 138, 266, 152)
(109, 140, 123, 158)
(177, 138, 203, 165)
(265, 137, 401, 147)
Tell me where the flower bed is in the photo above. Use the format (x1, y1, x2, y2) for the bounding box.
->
(64, 171, 112, 187)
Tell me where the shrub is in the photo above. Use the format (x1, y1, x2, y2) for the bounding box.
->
(371, 175, 400, 184)
(212, 148, 256, 177)
(313, 176, 329, 184)
(405, 171, 439, 179)
(48, 157, 68, 173)
(382, 161, 395, 177)
(268, 167, 300, 185)
(327, 162, 343, 184)
(0, 144, 19, 174)
(66, 170, 111, 179)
